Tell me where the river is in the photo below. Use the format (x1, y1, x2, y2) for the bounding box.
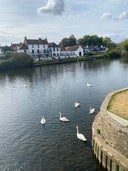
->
(0, 58, 128, 171)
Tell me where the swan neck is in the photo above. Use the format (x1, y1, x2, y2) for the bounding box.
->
(76, 127, 79, 133)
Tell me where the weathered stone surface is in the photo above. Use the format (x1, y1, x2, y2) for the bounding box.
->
(92, 88, 128, 170)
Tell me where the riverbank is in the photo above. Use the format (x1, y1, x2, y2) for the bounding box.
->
(0, 54, 106, 71)
(33, 54, 106, 67)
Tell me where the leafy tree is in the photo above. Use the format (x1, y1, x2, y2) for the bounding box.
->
(59, 34, 77, 47)
(1, 46, 12, 53)
(119, 39, 128, 57)
(119, 39, 128, 51)
(78, 35, 103, 47)
(12, 52, 34, 67)
(106, 50, 120, 59)
(102, 37, 116, 50)
(0, 52, 34, 70)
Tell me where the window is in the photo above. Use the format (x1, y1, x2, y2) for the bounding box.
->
(105, 155, 108, 168)
(116, 165, 119, 171)
(32, 49, 34, 54)
(100, 151, 103, 165)
(110, 159, 112, 171)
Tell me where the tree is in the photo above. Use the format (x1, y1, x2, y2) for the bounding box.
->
(12, 52, 34, 67)
(119, 39, 128, 51)
(119, 39, 128, 57)
(1, 45, 12, 53)
(78, 35, 103, 47)
(59, 34, 77, 47)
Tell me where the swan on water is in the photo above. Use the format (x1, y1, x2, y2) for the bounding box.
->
(23, 84, 27, 87)
(86, 83, 92, 87)
(76, 126, 87, 142)
(41, 116, 46, 125)
(89, 107, 95, 114)
(59, 112, 69, 122)
(75, 102, 80, 108)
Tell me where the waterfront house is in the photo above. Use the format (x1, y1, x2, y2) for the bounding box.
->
(48, 42, 61, 59)
(13, 37, 61, 60)
(83, 45, 107, 55)
(23, 37, 49, 60)
(60, 45, 83, 58)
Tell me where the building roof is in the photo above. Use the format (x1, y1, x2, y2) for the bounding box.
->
(48, 42, 59, 47)
(24, 37, 48, 45)
(11, 43, 21, 51)
(19, 43, 28, 50)
(61, 45, 80, 51)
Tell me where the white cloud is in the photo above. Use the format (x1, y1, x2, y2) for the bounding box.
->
(117, 11, 128, 20)
(37, 0, 65, 15)
(101, 12, 112, 19)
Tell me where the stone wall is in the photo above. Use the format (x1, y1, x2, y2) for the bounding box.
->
(92, 88, 128, 171)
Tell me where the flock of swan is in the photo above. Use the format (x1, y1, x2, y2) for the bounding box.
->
(40, 82, 95, 142)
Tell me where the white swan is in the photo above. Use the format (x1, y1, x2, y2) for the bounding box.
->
(76, 126, 87, 142)
(89, 107, 95, 114)
(75, 102, 80, 108)
(59, 112, 69, 122)
(41, 116, 46, 125)
(86, 83, 92, 87)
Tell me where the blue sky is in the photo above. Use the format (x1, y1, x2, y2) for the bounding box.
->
(0, 0, 128, 45)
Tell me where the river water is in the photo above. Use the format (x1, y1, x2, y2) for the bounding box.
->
(0, 58, 128, 171)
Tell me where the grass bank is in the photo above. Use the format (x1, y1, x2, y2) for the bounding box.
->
(107, 89, 128, 120)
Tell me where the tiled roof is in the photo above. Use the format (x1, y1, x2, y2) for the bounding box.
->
(61, 45, 80, 51)
(48, 42, 59, 47)
(11, 43, 21, 50)
(24, 37, 48, 45)
(19, 43, 28, 50)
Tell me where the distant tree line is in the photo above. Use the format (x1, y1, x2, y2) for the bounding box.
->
(59, 34, 116, 49)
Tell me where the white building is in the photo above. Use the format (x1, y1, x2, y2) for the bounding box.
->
(60, 45, 83, 58)
(48, 42, 61, 59)
(13, 37, 61, 60)
(23, 37, 49, 59)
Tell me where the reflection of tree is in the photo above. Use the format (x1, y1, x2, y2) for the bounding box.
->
(83, 58, 111, 71)
(0, 68, 34, 83)
(120, 57, 128, 64)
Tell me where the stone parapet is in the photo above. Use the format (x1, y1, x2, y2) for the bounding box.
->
(92, 88, 128, 171)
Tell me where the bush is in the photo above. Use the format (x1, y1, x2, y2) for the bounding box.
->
(121, 50, 128, 58)
(107, 50, 121, 59)
(0, 52, 34, 70)
(12, 52, 34, 67)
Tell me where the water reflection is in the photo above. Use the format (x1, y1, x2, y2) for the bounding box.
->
(0, 59, 128, 171)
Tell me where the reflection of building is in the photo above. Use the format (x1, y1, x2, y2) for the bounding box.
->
(60, 45, 83, 58)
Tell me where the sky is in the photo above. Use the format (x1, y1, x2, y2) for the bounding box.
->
(0, 0, 128, 45)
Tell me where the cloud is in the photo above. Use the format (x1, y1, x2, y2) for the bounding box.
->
(101, 12, 112, 19)
(37, 0, 65, 16)
(117, 11, 128, 20)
